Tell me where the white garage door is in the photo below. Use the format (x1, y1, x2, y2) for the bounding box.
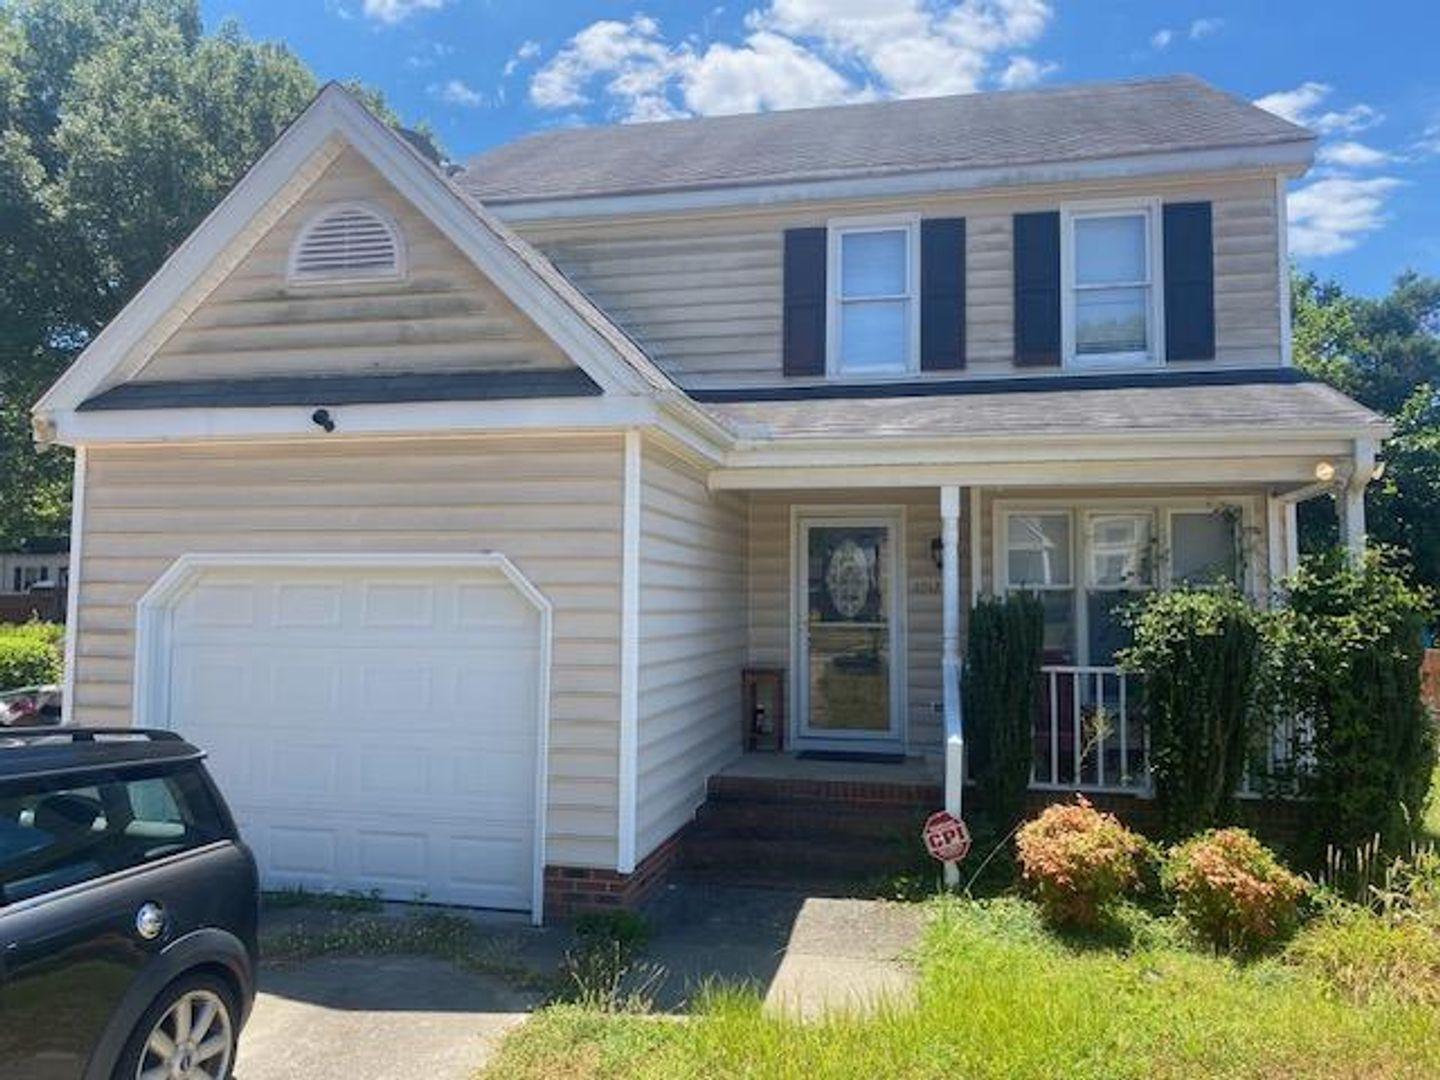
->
(163, 563, 542, 912)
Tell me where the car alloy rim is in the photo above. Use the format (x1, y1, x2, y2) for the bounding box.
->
(136, 988, 234, 1080)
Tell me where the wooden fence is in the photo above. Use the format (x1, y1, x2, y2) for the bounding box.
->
(0, 590, 66, 624)
(1424, 649, 1440, 719)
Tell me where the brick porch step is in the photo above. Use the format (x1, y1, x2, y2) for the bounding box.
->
(675, 771, 945, 889)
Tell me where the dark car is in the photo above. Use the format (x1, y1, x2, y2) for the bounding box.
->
(0, 729, 258, 1080)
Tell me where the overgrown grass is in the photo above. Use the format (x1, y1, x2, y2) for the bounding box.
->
(262, 910, 555, 992)
(484, 897, 1440, 1079)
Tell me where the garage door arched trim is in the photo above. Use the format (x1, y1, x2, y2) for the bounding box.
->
(132, 552, 553, 925)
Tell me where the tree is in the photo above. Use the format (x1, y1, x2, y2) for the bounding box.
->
(1291, 269, 1440, 596)
(0, 0, 440, 546)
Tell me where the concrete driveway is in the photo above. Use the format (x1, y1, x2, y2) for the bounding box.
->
(236, 954, 541, 1080)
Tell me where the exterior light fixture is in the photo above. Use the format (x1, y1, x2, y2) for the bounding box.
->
(311, 408, 335, 433)
(1314, 460, 1336, 482)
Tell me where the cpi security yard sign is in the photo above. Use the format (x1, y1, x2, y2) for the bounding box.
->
(922, 810, 972, 864)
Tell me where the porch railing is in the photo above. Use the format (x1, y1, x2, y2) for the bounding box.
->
(1030, 666, 1314, 800)
(1032, 666, 1149, 795)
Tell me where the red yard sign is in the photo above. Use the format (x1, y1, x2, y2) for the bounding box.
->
(922, 810, 972, 864)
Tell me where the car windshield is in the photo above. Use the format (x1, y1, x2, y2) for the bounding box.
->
(0, 765, 227, 905)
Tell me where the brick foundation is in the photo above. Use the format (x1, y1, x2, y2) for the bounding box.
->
(543, 823, 689, 919)
(545, 776, 1309, 918)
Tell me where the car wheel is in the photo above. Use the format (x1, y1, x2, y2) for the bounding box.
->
(112, 971, 239, 1080)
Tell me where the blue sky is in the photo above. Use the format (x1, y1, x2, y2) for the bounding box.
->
(200, 0, 1440, 296)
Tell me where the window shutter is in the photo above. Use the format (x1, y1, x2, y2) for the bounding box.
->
(782, 228, 827, 376)
(1013, 211, 1061, 366)
(921, 218, 966, 371)
(1163, 202, 1215, 361)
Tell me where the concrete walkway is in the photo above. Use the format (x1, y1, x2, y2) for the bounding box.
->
(237, 955, 538, 1080)
(235, 885, 925, 1078)
(643, 884, 927, 1018)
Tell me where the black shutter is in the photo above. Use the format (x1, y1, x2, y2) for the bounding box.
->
(1013, 211, 1061, 366)
(1163, 202, 1215, 361)
(921, 218, 966, 371)
(782, 228, 827, 376)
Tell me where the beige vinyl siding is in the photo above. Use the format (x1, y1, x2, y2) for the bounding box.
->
(136, 148, 571, 383)
(71, 436, 623, 868)
(745, 489, 971, 757)
(635, 440, 747, 859)
(519, 173, 1281, 388)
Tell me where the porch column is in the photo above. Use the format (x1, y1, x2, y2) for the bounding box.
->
(940, 485, 963, 888)
(1340, 439, 1377, 563)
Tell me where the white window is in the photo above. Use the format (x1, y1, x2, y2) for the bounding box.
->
(827, 218, 919, 377)
(1083, 512, 1155, 666)
(1003, 503, 1246, 666)
(288, 202, 405, 285)
(1062, 201, 1162, 368)
(1168, 509, 1241, 587)
(1004, 511, 1076, 663)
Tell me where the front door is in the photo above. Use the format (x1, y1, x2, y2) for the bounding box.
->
(796, 514, 903, 749)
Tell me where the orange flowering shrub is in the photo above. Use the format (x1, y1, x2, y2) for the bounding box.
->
(1015, 796, 1147, 927)
(1164, 828, 1307, 953)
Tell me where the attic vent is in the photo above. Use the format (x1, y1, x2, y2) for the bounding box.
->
(288, 202, 405, 284)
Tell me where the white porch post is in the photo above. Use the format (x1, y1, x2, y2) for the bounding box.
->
(1340, 439, 1377, 563)
(940, 485, 963, 888)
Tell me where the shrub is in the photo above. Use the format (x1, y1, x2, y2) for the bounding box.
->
(1274, 547, 1435, 852)
(965, 593, 1045, 829)
(1015, 796, 1146, 928)
(0, 621, 64, 690)
(1165, 828, 1307, 953)
(1119, 587, 1264, 838)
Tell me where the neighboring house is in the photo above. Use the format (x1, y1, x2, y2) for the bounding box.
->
(32, 76, 1387, 924)
(0, 538, 70, 596)
(0, 538, 70, 625)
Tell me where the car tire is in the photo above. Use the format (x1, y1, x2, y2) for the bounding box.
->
(111, 970, 240, 1080)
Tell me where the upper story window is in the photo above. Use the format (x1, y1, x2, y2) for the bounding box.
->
(288, 202, 405, 286)
(1061, 200, 1162, 369)
(827, 217, 919, 377)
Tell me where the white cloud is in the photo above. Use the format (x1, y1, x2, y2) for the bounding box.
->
(528, 1, 1057, 121)
(1150, 28, 1173, 50)
(360, 0, 446, 24)
(1288, 176, 1404, 256)
(1188, 17, 1223, 40)
(1413, 121, 1440, 158)
(504, 40, 542, 78)
(1255, 81, 1381, 135)
(998, 55, 1056, 89)
(1316, 140, 1393, 168)
(430, 79, 485, 108)
(683, 31, 860, 116)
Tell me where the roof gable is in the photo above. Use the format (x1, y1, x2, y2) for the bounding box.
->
(132, 146, 575, 385)
(35, 84, 678, 419)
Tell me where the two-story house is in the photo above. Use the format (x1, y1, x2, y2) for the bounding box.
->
(33, 76, 1387, 922)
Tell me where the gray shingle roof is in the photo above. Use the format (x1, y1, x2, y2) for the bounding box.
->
(703, 378, 1383, 442)
(461, 76, 1313, 204)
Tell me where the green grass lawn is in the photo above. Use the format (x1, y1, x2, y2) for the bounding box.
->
(483, 898, 1440, 1080)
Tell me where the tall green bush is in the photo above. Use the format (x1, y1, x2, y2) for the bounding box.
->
(0, 621, 64, 690)
(1119, 587, 1264, 838)
(1274, 548, 1435, 852)
(965, 593, 1045, 829)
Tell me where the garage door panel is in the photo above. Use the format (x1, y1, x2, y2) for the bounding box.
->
(164, 564, 542, 911)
